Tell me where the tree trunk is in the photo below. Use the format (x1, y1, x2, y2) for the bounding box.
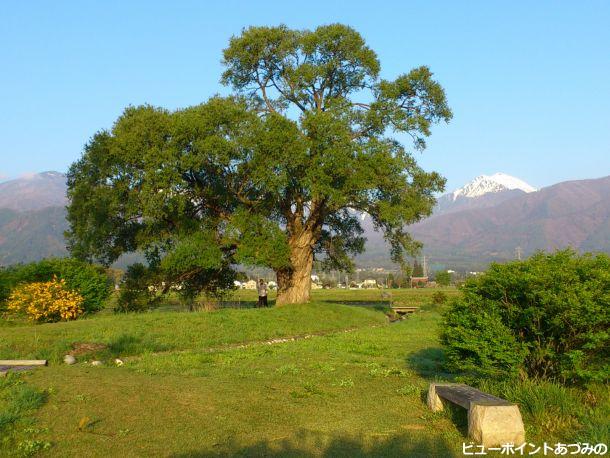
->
(275, 230, 315, 306)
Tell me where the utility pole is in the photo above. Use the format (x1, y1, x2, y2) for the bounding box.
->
(516, 246, 522, 261)
(422, 255, 428, 277)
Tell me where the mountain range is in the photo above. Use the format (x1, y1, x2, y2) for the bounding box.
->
(0, 171, 609, 270)
(0, 171, 68, 211)
(408, 174, 610, 269)
(360, 172, 610, 269)
(0, 173, 70, 265)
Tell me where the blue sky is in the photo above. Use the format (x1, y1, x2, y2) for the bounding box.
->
(1, 1, 609, 192)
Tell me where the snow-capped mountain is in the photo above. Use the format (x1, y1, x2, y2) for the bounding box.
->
(358, 175, 610, 269)
(407, 175, 610, 269)
(452, 173, 537, 200)
(435, 173, 537, 216)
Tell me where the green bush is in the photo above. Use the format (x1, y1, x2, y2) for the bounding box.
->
(0, 258, 111, 314)
(441, 250, 610, 384)
(443, 298, 527, 380)
(116, 263, 161, 312)
(0, 267, 19, 309)
(431, 291, 448, 305)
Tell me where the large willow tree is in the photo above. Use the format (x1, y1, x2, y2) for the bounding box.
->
(67, 24, 451, 305)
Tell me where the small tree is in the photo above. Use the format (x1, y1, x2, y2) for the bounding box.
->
(412, 260, 424, 277)
(435, 270, 451, 286)
(67, 24, 451, 305)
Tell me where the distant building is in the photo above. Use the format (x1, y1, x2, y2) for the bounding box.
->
(243, 280, 257, 290)
(233, 280, 243, 289)
(362, 279, 378, 288)
(410, 276, 429, 288)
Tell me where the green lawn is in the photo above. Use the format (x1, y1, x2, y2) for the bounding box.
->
(0, 302, 389, 363)
(1, 288, 607, 457)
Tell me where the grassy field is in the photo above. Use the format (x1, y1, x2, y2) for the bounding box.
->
(135, 287, 448, 312)
(1, 288, 607, 457)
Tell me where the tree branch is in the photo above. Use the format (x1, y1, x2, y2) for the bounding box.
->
(255, 69, 277, 114)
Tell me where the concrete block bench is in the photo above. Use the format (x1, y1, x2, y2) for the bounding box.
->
(427, 383, 525, 447)
(390, 306, 419, 316)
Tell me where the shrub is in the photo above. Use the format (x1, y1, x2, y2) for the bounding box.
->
(442, 298, 527, 380)
(441, 250, 610, 384)
(431, 291, 448, 305)
(7, 277, 84, 322)
(116, 263, 161, 312)
(1, 258, 110, 313)
(0, 267, 19, 311)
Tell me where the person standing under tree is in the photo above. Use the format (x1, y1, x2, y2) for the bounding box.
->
(257, 279, 268, 307)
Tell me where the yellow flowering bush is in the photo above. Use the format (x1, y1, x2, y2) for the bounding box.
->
(6, 277, 84, 322)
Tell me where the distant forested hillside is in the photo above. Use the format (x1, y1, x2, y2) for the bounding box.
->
(0, 206, 68, 265)
(1, 172, 610, 269)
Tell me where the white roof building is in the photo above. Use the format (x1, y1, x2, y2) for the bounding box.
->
(243, 280, 257, 290)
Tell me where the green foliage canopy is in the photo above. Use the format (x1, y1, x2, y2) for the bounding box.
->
(412, 260, 424, 278)
(221, 24, 451, 272)
(67, 24, 451, 304)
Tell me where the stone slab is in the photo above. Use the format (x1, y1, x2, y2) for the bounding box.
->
(435, 384, 513, 409)
(427, 383, 526, 447)
(0, 365, 40, 377)
(468, 403, 525, 447)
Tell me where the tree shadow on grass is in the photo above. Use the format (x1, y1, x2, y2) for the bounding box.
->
(407, 348, 468, 437)
(171, 430, 459, 457)
(107, 334, 142, 355)
(322, 300, 391, 313)
(218, 300, 277, 309)
(323, 300, 391, 306)
(106, 333, 171, 357)
(406, 347, 454, 381)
